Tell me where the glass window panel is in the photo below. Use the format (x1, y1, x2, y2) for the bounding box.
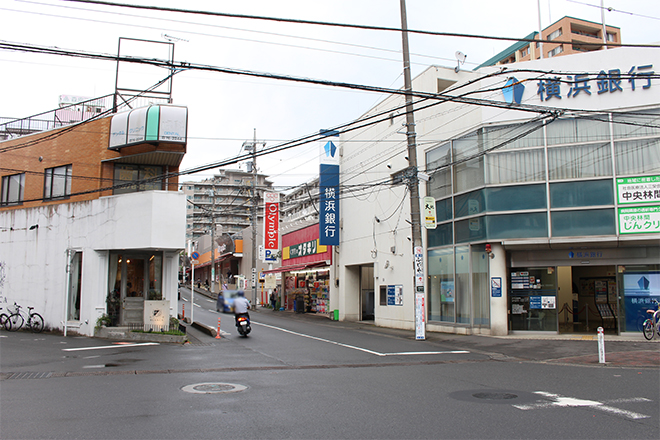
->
(435, 198, 452, 222)
(510, 268, 557, 331)
(455, 189, 485, 218)
(550, 180, 614, 208)
(148, 253, 163, 300)
(428, 168, 451, 199)
(426, 143, 451, 169)
(485, 185, 546, 212)
(139, 166, 163, 191)
(548, 143, 613, 180)
(484, 123, 544, 151)
(486, 149, 546, 184)
(453, 129, 484, 162)
(612, 110, 660, 139)
(618, 264, 660, 332)
(487, 213, 548, 239)
(455, 246, 470, 324)
(51, 165, 68, 198)
(114, 164, 139, 195)
(551, 209, 616, 236)
(427, 248, 454, 322)
(455, 217, 486, 243)
(454, 156, 484, 193)
(2, 174, 25, 205)
(427, 222, 453, 247)
(44, 169, 52, 198)
(614, 138, 660, 175)
(471, 245, 490, 327)
(546, 118, 610, 145)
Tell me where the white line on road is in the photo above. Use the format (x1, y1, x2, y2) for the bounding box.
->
(513, 391, 650, 420)
(254, 322, 469, 357)
(62, 342, 160, 352)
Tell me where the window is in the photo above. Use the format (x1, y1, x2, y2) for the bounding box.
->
(44, 164, 72, 200)
(548, 45, 564, 57)
(551, 209, 616, 237)
(550, 180, 614, 208)
(548, 28, 562, 41)
(428, 248, 454, 322)
(1, 173, 25, 206)
(521, 47, 529, 57)
(548, 143, 613, 180)
(67, 252, 82, 321)
(113, 164, 163, 195)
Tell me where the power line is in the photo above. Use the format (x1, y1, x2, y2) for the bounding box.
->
(62, 0, 660, 49)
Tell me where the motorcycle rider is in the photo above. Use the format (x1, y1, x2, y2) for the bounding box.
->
(233, 290, 251, 325)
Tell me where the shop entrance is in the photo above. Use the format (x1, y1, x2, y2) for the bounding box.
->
(360, 265, 374, 321)
(108, 252, 163, 326)
(557, 265, 618, 334)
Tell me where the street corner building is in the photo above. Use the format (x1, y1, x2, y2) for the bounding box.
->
(335, 40, 660, 336)
(0, 103, 188, 336)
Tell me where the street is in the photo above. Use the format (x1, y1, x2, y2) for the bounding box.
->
(0, 287, 658, 439)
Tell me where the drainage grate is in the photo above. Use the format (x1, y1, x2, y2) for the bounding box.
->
(182, 382, 248, 394)
(5, 372, 54, 380)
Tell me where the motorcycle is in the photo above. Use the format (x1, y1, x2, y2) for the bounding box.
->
(235, 313, 251, 337)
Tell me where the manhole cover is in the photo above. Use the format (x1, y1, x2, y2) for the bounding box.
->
(182, 382, 247, 394)
(472, 392, 518, 400)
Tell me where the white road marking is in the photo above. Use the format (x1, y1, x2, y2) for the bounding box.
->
(62, 342, 159, 352)
(82, 365, 106, 369)
(514, 391, 651, 420)
(254, 322, 469, 357)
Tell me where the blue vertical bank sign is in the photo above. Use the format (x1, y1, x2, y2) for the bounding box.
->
(319, 134, 340, 246)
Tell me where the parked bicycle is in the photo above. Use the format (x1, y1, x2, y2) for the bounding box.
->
(0, 307, 10, 331)
(642, 299, 660, 341)
(5, 303, 44, 333)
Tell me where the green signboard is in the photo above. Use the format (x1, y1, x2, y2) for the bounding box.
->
(618, 206, 660, 234)
(616, 175, 660, 205)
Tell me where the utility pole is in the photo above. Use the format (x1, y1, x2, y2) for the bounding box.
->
(400, 0, 425, 340)
(210, 182, 216, 295)
(243, 130, 266, 310)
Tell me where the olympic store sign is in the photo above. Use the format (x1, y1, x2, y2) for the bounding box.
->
(263, 192, 280, 252)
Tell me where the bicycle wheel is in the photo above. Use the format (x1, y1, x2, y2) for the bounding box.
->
(642, 319, 655, 340)
(29, 313, 44, 333)
(0, 313, 10, 331)
(8, 313, 24, 332)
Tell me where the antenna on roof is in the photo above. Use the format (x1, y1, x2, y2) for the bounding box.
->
(455, 51, 467, 73)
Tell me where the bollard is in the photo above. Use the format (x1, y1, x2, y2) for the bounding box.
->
(182, 304, 185, 321)
(597, 326, 606, 364)
(215, 317, 221, 339)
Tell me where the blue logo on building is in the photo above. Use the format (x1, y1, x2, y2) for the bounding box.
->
(502, 77, 525, 105)
(324, 141, 337, 158)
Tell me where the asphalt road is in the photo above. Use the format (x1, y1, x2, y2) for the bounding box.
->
(0, 288, 657, 439)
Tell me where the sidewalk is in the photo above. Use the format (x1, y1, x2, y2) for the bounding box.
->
(257, 308, 660, 368)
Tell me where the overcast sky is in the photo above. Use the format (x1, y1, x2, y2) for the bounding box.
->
(2, 0, 659, 189)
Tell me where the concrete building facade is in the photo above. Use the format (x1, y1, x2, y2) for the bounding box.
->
(1, 105, 187, 336)
(336, 46, 659, 336)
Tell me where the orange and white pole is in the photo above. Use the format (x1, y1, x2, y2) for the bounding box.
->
(215, 317, 221, 339)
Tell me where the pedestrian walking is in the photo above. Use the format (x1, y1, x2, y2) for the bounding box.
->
(270, 288, 278, 311)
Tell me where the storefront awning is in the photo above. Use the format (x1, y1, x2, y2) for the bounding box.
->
(262, 261, 329, 274)
(265, 261, 330, 274)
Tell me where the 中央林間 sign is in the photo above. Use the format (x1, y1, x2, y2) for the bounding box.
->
(617, 175, 660, 205)
(618, 206, 660, 234)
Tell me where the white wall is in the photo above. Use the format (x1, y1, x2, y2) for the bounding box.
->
(0, 191, 186, 336)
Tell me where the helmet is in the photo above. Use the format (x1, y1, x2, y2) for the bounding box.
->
(237, 290, 245, 297)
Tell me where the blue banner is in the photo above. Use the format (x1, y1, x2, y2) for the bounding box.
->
(319, 163, 339, 246)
